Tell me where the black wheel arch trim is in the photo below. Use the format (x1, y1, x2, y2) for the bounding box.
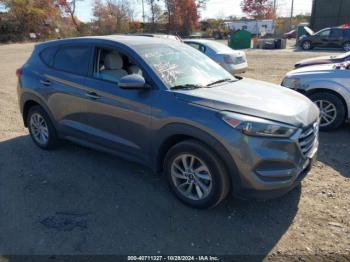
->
(20, 92, 58, 130)
(152, 123, 242, 189)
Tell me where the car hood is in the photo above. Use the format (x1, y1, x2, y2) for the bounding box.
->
(287, 63, 341, 76)
(295, 55, 335, 67)
(173, 78, 319, 127)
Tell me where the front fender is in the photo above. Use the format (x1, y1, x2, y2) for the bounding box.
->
(151, 122, 241, 187)
(303, 80, 350, 118)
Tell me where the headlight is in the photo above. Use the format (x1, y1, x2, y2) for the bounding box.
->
(281, 77, 301, 89)
(221, 112, 297, 138)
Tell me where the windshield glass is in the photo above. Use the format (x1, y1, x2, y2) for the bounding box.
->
(135, 43, 235, 88)
(204, 41, 235, 53)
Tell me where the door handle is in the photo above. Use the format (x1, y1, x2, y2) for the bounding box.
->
(85, 92, 101, 100)
(40, 79, 51, 86)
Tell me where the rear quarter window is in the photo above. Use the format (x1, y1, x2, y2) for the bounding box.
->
(40, 46, 58, 67)
(53, 45, 91, 76)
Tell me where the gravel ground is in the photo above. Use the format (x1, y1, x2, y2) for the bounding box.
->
(0, 41, 349, 259)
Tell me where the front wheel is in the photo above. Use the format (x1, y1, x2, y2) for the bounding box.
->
(309, 93, 346, 131)
(301, 40, 312, 50)
(164, 140, 230, 208)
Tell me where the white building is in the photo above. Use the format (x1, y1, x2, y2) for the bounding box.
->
(224, 19, 275, 35)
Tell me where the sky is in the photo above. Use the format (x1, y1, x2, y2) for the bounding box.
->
(76, 0, 313, 22)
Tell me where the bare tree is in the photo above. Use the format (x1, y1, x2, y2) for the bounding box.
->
(58, 0, 81, 32)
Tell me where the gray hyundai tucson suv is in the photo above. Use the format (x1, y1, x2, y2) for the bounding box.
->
(17, 36, 320, 208)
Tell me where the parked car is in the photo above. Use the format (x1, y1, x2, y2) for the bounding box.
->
(284, 29, 296, 39)
(17, 36, 319, 208)
(183, 39, 248, 74)
(282, 62, 350, 130)
(295, 51, 350, 68)
(299, 26, 350, 51)
(134, 33, 182, 41)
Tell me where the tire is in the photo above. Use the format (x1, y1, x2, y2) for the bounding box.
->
(301, 40, 312, 50)
(309, 92, 346, 131)
(343, 42, 350, 52)
(164, 139, 230, 209)
(27, 105, 58, 149)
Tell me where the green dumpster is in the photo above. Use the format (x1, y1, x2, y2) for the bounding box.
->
(228, 30, 252, 49)
(296, 22, 310, 42)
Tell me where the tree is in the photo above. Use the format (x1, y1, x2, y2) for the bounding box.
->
(147, 0, 161, 32)
(0, 0, 60, 39)
(57, 0, 81, 32)
(163, 0, 199, 36)
(92, 0, 132, 35)
(241, 0, 274, 19)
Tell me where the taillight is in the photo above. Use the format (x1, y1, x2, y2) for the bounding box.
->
(16, 68, 22, 78)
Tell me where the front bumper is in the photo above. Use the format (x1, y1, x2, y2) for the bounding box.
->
(222, 123, 319, 199)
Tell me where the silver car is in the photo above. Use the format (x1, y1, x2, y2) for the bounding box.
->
(282, 62, 350, 130)
(184, 39, 248, 74)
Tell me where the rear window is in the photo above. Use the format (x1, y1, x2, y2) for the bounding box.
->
(53, 45, 90, 76)
(40, 46, 58, 67)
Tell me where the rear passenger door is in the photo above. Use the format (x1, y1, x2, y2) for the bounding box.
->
(41, 44, 94, 140)
(329, 29, 344, 47)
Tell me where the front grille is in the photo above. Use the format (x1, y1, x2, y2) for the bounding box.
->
(298, 122, 318, 157)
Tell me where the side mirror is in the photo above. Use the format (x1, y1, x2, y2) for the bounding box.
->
(119, 74, 147, 89)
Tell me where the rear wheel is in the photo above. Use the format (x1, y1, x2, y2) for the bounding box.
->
(27, 106, 58, 149)
(301, 40, 312, 50)
(309, 93, 346, 131)
(343, 42, 350, 52)
(164, 140, 230, 208)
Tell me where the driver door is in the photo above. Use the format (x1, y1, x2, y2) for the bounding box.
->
(83, 45, 153, 164)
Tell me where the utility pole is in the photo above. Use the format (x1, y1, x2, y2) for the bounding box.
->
(290, 0, 294, 29)
(273, 0, 277, 13)
(142, 0, 145, 23)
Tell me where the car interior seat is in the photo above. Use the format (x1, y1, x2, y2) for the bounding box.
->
(98, 52, 128, 82)
(128, 65, 143, 76)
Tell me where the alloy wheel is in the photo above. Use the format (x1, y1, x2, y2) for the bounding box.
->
(344, 43, 350, 52)
(171, 154, 212, 201)
(30, 113, 49, 145)
(303, 41, 311, 50)
(314, 100, 337, 127)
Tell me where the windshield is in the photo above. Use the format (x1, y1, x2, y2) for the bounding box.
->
(135, 43, 235, 88)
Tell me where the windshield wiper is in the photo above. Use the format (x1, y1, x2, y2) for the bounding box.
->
(170, 84, 204, 90)
(206, 78, 236, 87)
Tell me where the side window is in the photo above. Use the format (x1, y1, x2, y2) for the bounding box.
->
(187, 43, 201, 50)
(318, 30, 330, 37)
(187, 43, 205, 53)
(53, 45, 90, 76)
(344, 29, 350, 39)
(93, 47, 143, 83)
(330, 29, 343, 38)
(40, 46, 58, 67)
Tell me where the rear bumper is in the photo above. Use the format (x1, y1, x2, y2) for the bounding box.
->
(222, 62, 248, 74)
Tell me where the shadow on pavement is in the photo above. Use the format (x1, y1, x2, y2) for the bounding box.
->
(317, 125, 350, 178)
(0, 135, 301, 258)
